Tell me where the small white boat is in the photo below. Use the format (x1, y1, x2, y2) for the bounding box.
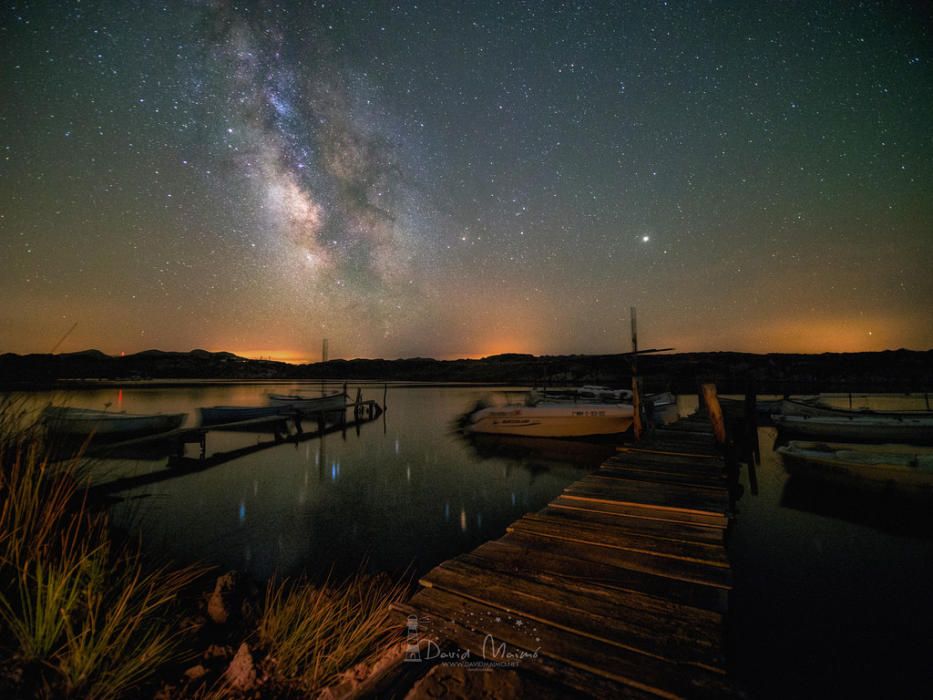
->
(536, 386, 675, 408)
(778, 441, 933, 495)
(573, 385, 633, 402)
(465, 395, 634, 438)
(778, 398, 933, 420)
(199, 405, 288, 426)
(43, 406, 186, 439)
(267, 392, 347, 413)
(772, 414, 933, 443)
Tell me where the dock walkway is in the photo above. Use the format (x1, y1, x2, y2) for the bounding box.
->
(398, 413, 736, 698)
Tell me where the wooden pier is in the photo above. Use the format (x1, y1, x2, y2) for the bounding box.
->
(84, 400, 384, 498)
(397, 406, 740, 698)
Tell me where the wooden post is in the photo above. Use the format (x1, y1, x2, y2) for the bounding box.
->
(701, 383, 726, 445)
(630, 307, 642, 439)
(632, 376, 643, 440)
(743, 379, 759, 496)
(383, 383, 388, 411)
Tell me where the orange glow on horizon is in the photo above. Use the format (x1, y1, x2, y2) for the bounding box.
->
(231, 349, 315, 364)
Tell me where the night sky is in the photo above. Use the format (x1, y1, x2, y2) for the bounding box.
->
(2, 1, 931, 362)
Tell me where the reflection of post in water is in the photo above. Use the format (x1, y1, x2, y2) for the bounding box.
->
(318, 432, 326, 482)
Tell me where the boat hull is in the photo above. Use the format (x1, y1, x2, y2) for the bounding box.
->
(778, 442, 933, 495)
(43, 407, 186, 439)
(778, 399, 933, 420)
(267, 393, 347, 413)
(466, 403, 634, 438)
(199, 405, 287, 426)
(773, 414, 933, 444)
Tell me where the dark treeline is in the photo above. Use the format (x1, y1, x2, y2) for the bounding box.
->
(2, 348, 932, 394)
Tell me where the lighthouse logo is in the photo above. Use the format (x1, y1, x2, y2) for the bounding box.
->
(404, 614, 421, 662)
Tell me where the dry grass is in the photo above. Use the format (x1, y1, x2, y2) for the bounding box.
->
(0, 396, 409, 698)
(0, 400, 206, 699)
(257, 573, 407, 693)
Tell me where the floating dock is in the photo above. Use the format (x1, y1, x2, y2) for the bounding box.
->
(397, 409, 739, 698)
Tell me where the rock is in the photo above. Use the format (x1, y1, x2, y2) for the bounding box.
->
(224, 642, 257, 691)
(316, 641, 407, 700)
(207, 571, 246, 625)
(183, 664, 208, 681)
(405, 666, 524, 700)
(204, 643, 234, 661)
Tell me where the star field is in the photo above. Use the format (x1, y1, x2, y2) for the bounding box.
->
(1, 1, 931, 360)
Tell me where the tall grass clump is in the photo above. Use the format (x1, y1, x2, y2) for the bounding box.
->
(257, 573, 407, 693)
(0, 397, 205, 699)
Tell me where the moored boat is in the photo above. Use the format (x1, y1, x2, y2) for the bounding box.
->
(267, 392, 348, 413)
(536, 387, 675, 408)
(772, 414, 933, 444)
(199, 405, 290, 426)
(464, 397, 634, 438)
(778, 398, 933, 420)
(777, 441, 933, 495)
(43, 406, 187, 439)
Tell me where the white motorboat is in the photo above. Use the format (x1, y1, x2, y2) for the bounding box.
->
(464, 395, 634, 438)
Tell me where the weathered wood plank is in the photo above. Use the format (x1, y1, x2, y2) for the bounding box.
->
(458, 545, 724, 627)
(474, 537, 730, 614)
(405, 588, 733, 699)
(393, 601, 655, 699)
(607, 451, 726, 472)
(507, 520, 732, 588)
(422, 557, 725, 668)
(539, 505, 725, 546)
(551, 494, 729, 529)
(579, 473, 729, 498)
(567, 477, 729, 515)
(516, 511, 730, 566)
(627, 440, 721, 458)
(616, 447, 722, 462)
(599, 464, 728, 489)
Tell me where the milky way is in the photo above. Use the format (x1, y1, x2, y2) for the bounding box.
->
(0, 1, 931, 359)
(195, 3, 429, 343)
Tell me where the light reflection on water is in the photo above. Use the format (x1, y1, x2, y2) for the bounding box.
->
(27, 384, 617, 581)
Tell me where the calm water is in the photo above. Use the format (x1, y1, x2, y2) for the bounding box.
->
(34, 383, 619, 581)
(729, 395, 933, 698)
(21, 386, 933, 695)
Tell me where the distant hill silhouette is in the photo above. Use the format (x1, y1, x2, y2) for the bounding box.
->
(1, 347, 931, 393)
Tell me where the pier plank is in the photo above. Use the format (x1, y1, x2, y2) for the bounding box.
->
(566, 477, 730, 515)
(422, 557, 725, 668)
(630, 439, 721, 457)
(475, 536, 730, 613)
(506, 520, 732, 588)
(599, 464, 728, 489)
(606, 452, 726, 473)
(514, 512, 729, 566)
(538, 505, 725, 546)
(458, 545, 724, 625)
(551, 494, 728, 529)
(393, 602, 654, 700)
(405, 588, 733, 699)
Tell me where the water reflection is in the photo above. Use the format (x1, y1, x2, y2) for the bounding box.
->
(31, 384, 599, 582)
(780, 475, 933, 539)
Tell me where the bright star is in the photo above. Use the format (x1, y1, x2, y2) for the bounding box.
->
(642, 235, 650, 242)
